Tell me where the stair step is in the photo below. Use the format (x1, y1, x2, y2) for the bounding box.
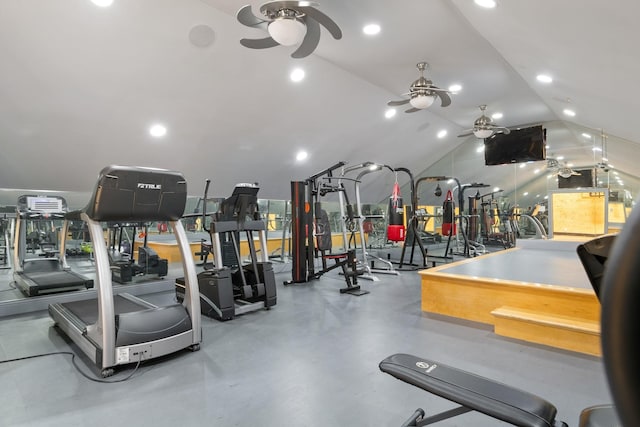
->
(491, 306, 601, 356)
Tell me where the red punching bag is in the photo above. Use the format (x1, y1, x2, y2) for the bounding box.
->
(441, 190, 457, 236)
(387, 181, 406, 242)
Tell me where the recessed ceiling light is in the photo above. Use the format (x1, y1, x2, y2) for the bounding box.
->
(296, 150, 308, 161)
(602, 157, 608, 162)
(437, 129, 448, 138)
(493, 187, 500, 192)
(474, 0, 496, 8)
(290, 68, 305, 82)
(608, 164, 615, 168)
(544, 195, 549, 200)
(582, 133, 592, 139)
(545, 144, 550, 149)
(491, 112, 503, 120)
(523, 192, 529, 196)
(534, 169, 540, 174)
(362, 23, 381, 35)
(567, 163, 574, 167)
(536, 74, 553, 83)
(563, 108, 576, 117)
(613, 171, 619, 176)
(556, 156, 564, 160)
(476, 145, 485, 153)
(536, 194, 540, 198)
(384, 108, 396, 119)
(519, 163, 526, 168)
(91, 0, 113, 7)
(448, 84, 462, 93)
(547, 174, 553, 179)
(592, 147, 602, 152)
(149, 124, 167, 138)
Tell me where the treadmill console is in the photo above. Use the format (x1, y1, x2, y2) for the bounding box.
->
(83, 165, 187, 222)
(17, 195, 67, 215)
(577, 234, 616, 300)
(219, 183, 260, 222)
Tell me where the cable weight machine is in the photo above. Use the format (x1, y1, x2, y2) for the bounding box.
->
(285, 161, 367, 295)
(336, 162, 402, 281)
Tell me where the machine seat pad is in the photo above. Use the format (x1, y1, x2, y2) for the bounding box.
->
(379, 353, 558, 427)
(323, 253, 348, 260)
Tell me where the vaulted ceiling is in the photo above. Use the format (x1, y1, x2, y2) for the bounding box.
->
(0, 0, 638, 207)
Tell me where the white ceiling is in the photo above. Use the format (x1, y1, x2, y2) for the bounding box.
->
(0, 0, 638, 204)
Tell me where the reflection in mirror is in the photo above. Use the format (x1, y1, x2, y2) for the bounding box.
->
(412, 120, 639, 233)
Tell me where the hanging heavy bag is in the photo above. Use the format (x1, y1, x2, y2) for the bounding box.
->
(441, 189, 457, 236)
(387, 180, 406, 242)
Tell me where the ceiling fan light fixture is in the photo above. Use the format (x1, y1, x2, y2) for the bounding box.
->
(268, 17, 306, 46)
(473, 128, 493, 139)
(409, 94, 435, 109)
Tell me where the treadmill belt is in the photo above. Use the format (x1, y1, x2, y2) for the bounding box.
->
(62, 295, 147, 325)
(28, 270, 91, 289)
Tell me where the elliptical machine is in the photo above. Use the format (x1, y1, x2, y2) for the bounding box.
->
(175, 180, 276, 321)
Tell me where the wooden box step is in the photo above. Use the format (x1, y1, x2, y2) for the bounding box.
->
(491, 306, 601, 356)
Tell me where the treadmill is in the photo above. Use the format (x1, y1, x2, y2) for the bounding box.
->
(49, 165, 202, 377)
(13, 195, 93, 296)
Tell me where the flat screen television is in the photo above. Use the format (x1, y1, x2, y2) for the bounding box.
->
(558, 168, 594, 189)
(484, 125, 546, 166)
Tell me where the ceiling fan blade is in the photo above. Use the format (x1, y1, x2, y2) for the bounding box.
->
(387, 99, 410, 107)
(428, 86, 448, 93)
(438, 91, 452, 107)
(458, 130, 474, 137)
(404, 107, 420, 113)
(298, 6, 342, 39)
(291, 17, 320, 58)
(237, 5, 267, 28)
(495, 127, 511, 135)
(240, 37, 280, 49)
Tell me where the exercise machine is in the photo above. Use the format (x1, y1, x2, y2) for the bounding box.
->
(378, 233, 622, 426)
(49, 165, 202, 377)
(107, 222, 168, 283)
(337, 162, 401, 279)
(517, 205, 548, 239)
(479, 190, 518, 249)
(0, 215, 12, 269)
(176, 180, 277, 321)
(285, 161, 366, 295)
(13, 195, 93, 296)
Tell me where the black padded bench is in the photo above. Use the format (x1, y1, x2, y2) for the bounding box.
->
(379, 353, 566, 427)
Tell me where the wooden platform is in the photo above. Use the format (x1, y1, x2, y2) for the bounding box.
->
(142, 232, 357, 264)
(419, 243, 601, 356)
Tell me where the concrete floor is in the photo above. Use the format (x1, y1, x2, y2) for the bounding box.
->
(0, 248, 614, 427)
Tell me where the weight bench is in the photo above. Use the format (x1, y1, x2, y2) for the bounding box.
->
(379, 353, 566, 427)
(315, 249, 368, 295)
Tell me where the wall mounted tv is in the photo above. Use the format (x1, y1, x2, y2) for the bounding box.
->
(484, 125, 546, 166)
(558, 168, 595, 189)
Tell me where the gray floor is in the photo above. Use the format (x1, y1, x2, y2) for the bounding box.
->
(0, 252, 613, 427)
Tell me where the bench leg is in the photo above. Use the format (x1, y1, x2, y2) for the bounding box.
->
(402, 406, 472, 426)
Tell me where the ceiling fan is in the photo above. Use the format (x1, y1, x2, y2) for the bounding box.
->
(236, 1, 342, 58)
(387, 62, 451, 112)
(546, 157, 582, 178)
(458, 105, 511, 139)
